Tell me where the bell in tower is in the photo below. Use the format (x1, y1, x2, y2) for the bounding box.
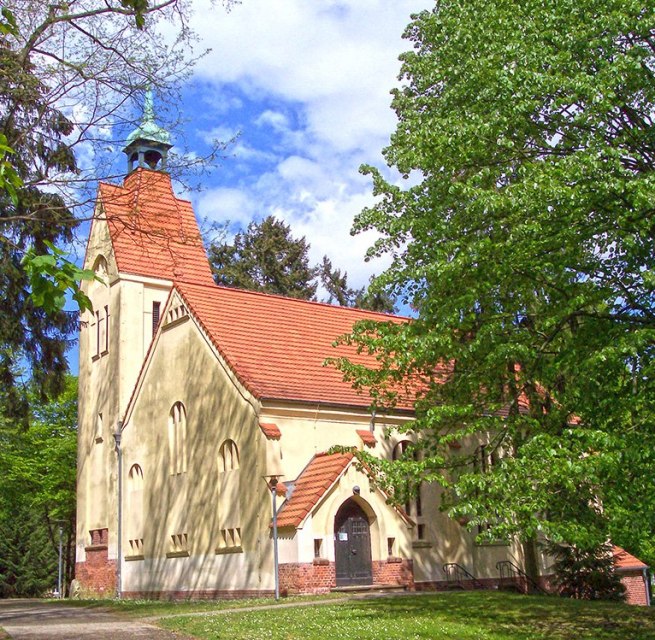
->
(123, 88, 172, 173)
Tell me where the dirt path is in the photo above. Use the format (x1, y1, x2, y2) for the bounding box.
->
(0, 600, 192, 639)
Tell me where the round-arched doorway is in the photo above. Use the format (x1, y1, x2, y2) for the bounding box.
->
(334, 498, 373, 586)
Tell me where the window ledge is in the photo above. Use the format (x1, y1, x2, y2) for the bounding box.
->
(215, 546, 243, 555)
(412, 540, 432, 549)
(162, 315, 189, 332)
(85, 544, 108, 552)
(475, 541, 510, 547)
(124, 554, 144, 562)
(166, 550, 190, 558)
(387, 556, 403, 564)
(91, 354, 100, 362)
(313, 558, 329, 566)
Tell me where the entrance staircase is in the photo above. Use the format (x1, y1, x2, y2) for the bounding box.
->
(442, 563, 486, 590)
(495, 560, 546, 594)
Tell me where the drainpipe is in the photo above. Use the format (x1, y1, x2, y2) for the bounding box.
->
(644, 567, 651, 607)
(113, 421, 123, 599)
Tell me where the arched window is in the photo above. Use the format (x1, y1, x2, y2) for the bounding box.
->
(216, 439, 241, 551)
(127, 464, 144, 556)
(392, 440, 425, 538)
(168, 402, 187, 475)
(89, 256, 110, 358)
(392, 440, 412, 461)
(219, 439, 239, 472)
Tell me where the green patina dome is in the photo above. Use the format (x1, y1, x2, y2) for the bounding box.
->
(125, 89, 172, 147)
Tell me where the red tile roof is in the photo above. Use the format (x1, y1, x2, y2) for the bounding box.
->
(276, 452, 354, 528)
(259, 422, 282, 440)
(613, 545, 648, 570)
(356, 429, 377, 447)
(98, 169, 214, 285)
(175, 281, 415, 410)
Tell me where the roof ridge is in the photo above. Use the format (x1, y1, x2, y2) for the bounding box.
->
(176, 280, 409, 321)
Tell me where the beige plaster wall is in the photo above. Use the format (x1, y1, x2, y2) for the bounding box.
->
(77, 212, 172, 569)
(120, 308, 273, 593)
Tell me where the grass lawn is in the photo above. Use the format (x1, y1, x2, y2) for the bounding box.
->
(153, 591, 655, 640)
(49, 593, 346, 617)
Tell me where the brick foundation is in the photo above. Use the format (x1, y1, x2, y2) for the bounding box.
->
(122, 589, 275, 600)
(280, 557, 414, 594)
(372, 558, 414, 590)
(75, 528, 117, 598)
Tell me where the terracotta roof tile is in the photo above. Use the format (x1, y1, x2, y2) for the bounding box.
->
(276, 452, 353, 528)
(98, 169, 214, 285)
(356, 429, 377, 447)
(259, 422, 281, 440)
(175, 281, 417, 410)
(613, 545, 648, 570)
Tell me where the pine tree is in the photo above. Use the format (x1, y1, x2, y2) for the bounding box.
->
(209, 216, 318, 299)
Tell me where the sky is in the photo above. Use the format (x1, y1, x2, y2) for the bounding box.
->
(173, 0, 427, 289)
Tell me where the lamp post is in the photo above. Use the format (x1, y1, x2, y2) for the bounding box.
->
(52, 518, 66, 598)
(113, 422, 123, 600)
(57, 523, 63, 598)
(263, 475, 283, 601)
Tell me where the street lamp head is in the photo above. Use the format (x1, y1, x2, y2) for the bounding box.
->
(263, 474, 283, 491)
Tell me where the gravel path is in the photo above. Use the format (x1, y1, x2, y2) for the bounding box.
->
(0, 600, 192, 639)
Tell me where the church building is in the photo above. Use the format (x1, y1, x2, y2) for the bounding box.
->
(75, 97, 632, 601)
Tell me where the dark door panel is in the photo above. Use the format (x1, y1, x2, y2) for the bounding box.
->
(334, 500, 372, 586)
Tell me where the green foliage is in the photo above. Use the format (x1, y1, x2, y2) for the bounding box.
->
(209, 217, 396, 310)
(320, 256, 395, 313)
(339, 0, 655, 558)
(546, 542, 626, 602)
(22, 241, 97, 314)
(0, 376, 77, 596)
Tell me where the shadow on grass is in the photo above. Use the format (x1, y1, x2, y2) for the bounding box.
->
(369, 592, 655, 640)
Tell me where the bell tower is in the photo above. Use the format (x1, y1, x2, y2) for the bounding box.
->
(76, 89, 211, 597)
(123, 88, 172, 173)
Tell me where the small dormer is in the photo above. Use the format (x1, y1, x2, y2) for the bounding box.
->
(123, 88, 172, 174)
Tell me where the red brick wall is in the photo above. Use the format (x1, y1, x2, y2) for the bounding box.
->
(279, 558, 414, 594)
(372, 558, 414, 590)
(75, 529, 117, 598)
(621, 572, 649, 606)
(279, 559, 336, 594)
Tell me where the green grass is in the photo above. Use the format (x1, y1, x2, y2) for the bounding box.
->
(154, 591, 655, 640)
(47, 593, 345, 617)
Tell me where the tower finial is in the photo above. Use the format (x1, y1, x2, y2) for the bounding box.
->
(123, 88, 173, 174)
(143, 87, 155, 124)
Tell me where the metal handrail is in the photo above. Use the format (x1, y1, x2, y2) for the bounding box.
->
(496, 560, 546, 594)
(442, 563, 485, 590)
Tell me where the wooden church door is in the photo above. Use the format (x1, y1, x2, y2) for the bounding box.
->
(334, 499, 373, 586)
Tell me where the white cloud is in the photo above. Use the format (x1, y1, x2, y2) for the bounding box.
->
(186, 0, 424, 293)
(196, 187, 257, 231)
(190, 0, 424, 155)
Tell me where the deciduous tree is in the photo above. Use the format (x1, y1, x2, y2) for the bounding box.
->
(337, 0, 655, 564)
(0, 1, 229, 421)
